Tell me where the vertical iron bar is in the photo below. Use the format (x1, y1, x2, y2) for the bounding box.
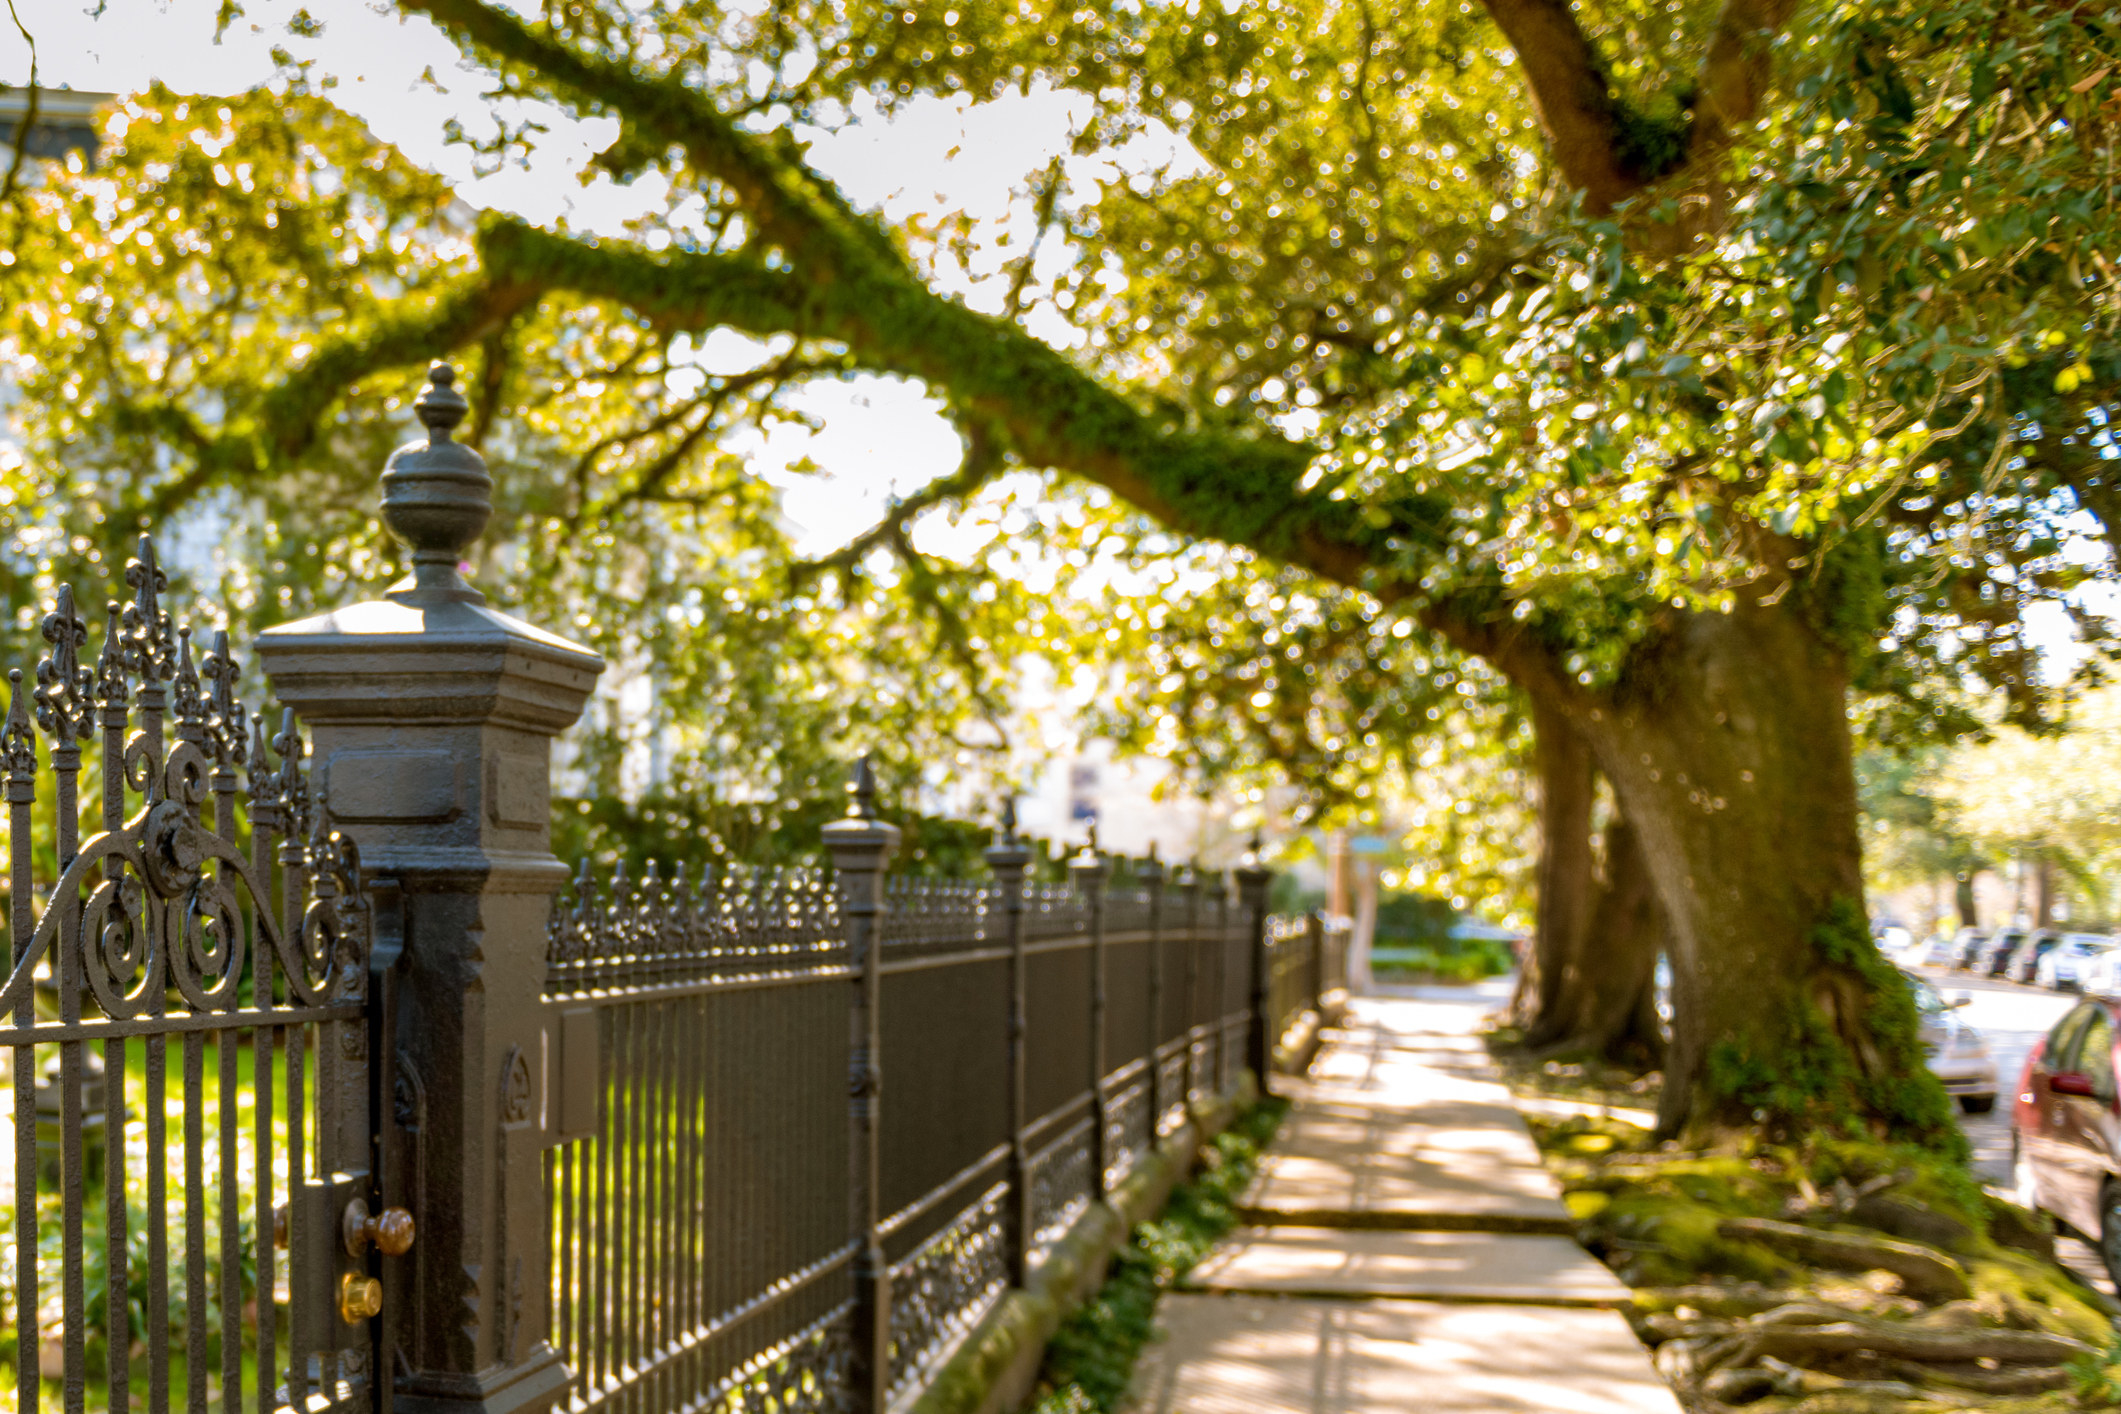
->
(1207, 872, 1226, 1096)
(1237, 839, 1274, 1092)
(6, 673, 38, 1414)
(591, 1009, 609, 1399)
(983, 806, 1030, 1286)
(822, 761, 897, 1414)
(104, 1033, 127, 1414)
(139, 667, 170, 1414)
(97, 624, 128, 1414)
(183, 1031, 207, 1412)
(249, 718, 279, 1414)
(1179, 870, 1200, 1103)
(1309, 911, 1326, 1020)
(660, 992, 678, 1411)
(1069, 839, 1109, 1202)
(55, 863, 84, 1413)
(1141, 848, 1164, 1141)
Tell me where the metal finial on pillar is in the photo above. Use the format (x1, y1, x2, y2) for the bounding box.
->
(847, 756, 878, 820)
(1074, 821, 1102, 867)
(997, 796, 1019, 848)
(414, 359, 470, 439)
(381, 360, 494, 607)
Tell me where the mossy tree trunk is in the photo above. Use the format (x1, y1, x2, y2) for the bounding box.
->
(1516, 700, 1665, 1070)
(1537, 601, 1957, 1148)
(1521, 697, 1596, 1033)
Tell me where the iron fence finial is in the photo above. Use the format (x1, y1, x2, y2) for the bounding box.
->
(3, 670, 35, 786)
(414, 359, 470, 441)
(847, 755, 877, 821)
(380, 359, 495, 606)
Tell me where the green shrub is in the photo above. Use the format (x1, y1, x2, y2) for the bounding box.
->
(1370, 936, 1514, 982)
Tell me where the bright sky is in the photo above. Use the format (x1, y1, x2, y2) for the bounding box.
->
(2, 0, 1201, 558)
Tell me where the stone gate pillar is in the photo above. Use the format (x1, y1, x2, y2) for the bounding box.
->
(257, 363, 603, 1414)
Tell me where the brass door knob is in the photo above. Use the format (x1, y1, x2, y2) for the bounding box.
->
(343, 1198, 416, 1258)
(339, 1273, 383, 1324)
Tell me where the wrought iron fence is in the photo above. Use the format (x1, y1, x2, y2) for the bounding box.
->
(1265, 912, 1351, 1061)
(535, 805, 1326, 1414)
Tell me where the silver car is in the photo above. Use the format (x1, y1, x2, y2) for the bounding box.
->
(2037, 933, 2115, 991)
(1906, 969, 1998, 1113)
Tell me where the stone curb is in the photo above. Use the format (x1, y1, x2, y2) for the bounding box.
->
(898, 1071, 1261, 1414)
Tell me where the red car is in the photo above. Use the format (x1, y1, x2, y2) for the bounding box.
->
(2012, 996, 2121, 1282)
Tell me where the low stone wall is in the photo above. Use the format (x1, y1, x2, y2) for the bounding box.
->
(900, 1074, 1260, 1414)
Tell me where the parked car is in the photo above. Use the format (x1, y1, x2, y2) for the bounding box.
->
(1949, 926, 1991, 971)
(2007, 929, 2064, 985)
(1907, 970, 1997, 1115)
(2084, 947, 2121, 999)
(1916, 933, 1960, 967)
(2037, 934, 2114, 992)
(2011, 996, 2121, 1282)
(1978, 927, 2031, 978)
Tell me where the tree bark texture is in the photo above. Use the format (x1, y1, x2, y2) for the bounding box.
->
(1535, 602, 1953, 1147)
(1523, 696, 1598, 1034)
(1514, 701, 1665, 1070)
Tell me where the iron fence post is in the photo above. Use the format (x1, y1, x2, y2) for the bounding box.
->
(1070, 833, 1110, 1200)
(1208, 868, 1229, 1093)
(1178, 866, 1200, 1099)
(1141, 845, 1165, 1137)
(983, 801, 1033, 1287)
(822, 760, 899, 1414)
(257, 363, 602, 1414)
(1309, 909, 1327, 1014)
(1235, 835, 1274, 1092)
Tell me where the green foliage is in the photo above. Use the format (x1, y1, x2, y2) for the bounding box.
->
(1026, 1098, 1287, 1414)
(1373, 893, 1459, 947)
(551, 787, 996, 874)
(2070, 1336, 2121, 1409)
(1856, 745, 1987, 903)
(1370, 937, 1515, 983)
(0, 86, 1055, 850)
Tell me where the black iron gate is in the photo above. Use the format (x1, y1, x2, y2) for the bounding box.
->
(0, 542, 405, 1412)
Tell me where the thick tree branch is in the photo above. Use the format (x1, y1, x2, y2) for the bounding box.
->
(119, 271, 538, 523)
(401, 0, 906, 279)
(415, 0, 1561, 685)
(1688, 0, 1799, 163)
(1478, 0, 1638, 213)
(477, 217, 1395, 592)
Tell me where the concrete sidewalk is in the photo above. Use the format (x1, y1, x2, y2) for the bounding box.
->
(1123, 987, 1680, 1414)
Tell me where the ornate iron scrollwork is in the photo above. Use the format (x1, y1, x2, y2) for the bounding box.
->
(2, 538, 374, 1018)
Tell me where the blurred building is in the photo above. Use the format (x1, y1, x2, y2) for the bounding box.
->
(0, 88, 110, 170)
